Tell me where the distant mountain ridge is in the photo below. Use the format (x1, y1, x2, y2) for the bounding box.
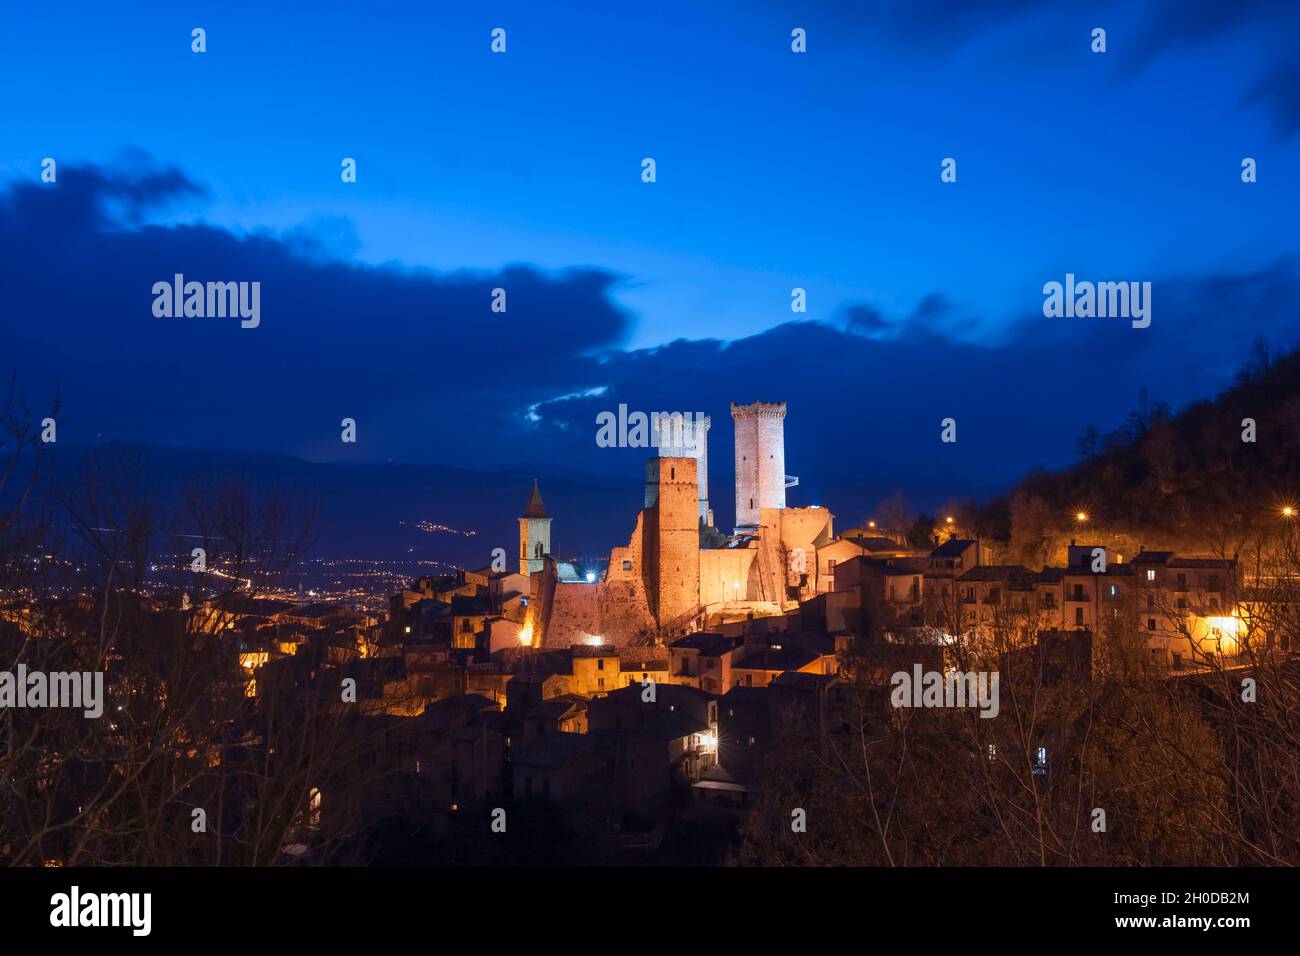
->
(24, 443, 649, 570)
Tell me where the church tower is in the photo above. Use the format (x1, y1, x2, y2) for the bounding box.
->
(518, 479, 551, 574)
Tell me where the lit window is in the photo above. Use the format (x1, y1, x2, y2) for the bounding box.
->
(1146, 570, 1156, 582)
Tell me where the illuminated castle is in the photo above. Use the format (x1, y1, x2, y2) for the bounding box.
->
(524, 401, 833, 648)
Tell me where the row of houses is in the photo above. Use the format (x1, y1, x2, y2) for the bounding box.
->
(832, 538, 1252, 669)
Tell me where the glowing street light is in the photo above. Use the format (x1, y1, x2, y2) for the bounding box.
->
(945, 516, 954, 525)
(1075, 511, 1089, 524)
(1283, 506, 1296, 519)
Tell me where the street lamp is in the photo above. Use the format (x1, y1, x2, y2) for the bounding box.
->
(1283, 506, 1296, 519)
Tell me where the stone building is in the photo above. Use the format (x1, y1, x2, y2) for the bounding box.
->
(527, 400, 834, 649)
(653, 412, 712, 527)
(731, 401, 796, 534)
(518, 479, 551, 575)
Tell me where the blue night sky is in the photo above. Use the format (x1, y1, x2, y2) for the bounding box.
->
(2, 0, 1299, 528)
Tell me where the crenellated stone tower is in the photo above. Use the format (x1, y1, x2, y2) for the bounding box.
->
(731, 401, 795, 534)
(643, 457, 701, 630)
(651, 412, 712, 527)
(518, 478, 552, 574)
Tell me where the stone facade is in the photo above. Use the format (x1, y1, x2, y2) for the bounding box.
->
(652, 412, 712, 526)
(731, 401, 789, 533)
(532, 401, 833, 649)
(518, 480, 552, 575)
(643, 457, 701, 630)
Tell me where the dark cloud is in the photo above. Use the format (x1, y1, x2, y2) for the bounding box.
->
(784, 0, 1300, 139)
(1127, 0, 1300, 138)
(527, 260, 1300, 528)
(3, 157, 1298, 535)
(0, 158, 634, 466)
(1244, 59, 1300, 140)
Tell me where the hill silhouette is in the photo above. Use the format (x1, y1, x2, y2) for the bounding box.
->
(1006, 338, 1300, 565)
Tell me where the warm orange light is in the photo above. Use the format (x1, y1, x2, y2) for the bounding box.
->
(868, 521, 876, 528)
(519, 621, 534, 646)
(1283, 506, 1296, 518)
(945, 516, 954, 525)
(1075, 511, 1088, 523)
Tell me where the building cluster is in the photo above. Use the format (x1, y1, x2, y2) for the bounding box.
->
(217, 400, 1263, 839)
(514, 398, 1249, 673)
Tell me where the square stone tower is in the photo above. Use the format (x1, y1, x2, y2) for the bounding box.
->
(643, 457, 701, 631)
(731, 401, 790, 534)
(651, 412, 712, 527)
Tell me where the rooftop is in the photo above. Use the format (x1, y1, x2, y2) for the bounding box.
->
(931, 539, 977, 559)
(522, 478, 548, 519)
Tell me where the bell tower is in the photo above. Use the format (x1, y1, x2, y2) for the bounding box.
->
(518, 479, 551, 574)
